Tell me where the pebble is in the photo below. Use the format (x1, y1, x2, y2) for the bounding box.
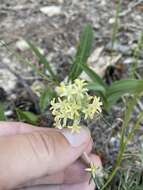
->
(106, 42, 131, 55)
(4, 110, 13, 117)
(66, 46, 76, 56)
(40, 6, 62, 17)
(124, 58, 133, 64)
(0, 69, 16, 93)
(16, 39, 29, 51)
(109, 17, 116, 24)
(58, 0, 64, 3)
(110, 137, 120, 149)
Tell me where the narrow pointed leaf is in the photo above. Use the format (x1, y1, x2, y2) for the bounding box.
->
(69, 24, 93, 81)
(107, 79, 143, 106)
(16, 109, 38, 125)
(27, 41, 59, 82)
(87, 82, 106, 94)
(81, 64, 107, 88)
(39, 88, 57, 113)
(0, 103, 6, 121)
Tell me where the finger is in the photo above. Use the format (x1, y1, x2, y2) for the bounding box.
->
(89, 154, 102, 167)
(0, 122, 54, 136)
(0, 122, 92, 159)
(18, 152, 101, 188)
(61, 180, 95, 190)
(18, 181, 95, 190)
(0, 122, 92, 154)
(0, 127, 91, 189)
(17, 156, 89, 188)
(0, 122, 93, 154)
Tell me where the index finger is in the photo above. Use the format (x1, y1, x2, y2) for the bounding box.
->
(0, 122, 55, 136)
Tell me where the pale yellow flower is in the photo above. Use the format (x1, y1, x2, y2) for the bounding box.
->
(50, 79, 102, 132)
(56, 82, 73, 98)
(85, 162, 97, 178)
(72, 79, 88, 98)
(74, 79, 87, 89)
(68, 125, 81, 133)
(92, 96, 103, 113)
(83, 96, 102, 119)
(31, 81, 45, 97)
(54, 116, 62, 129)
(56, 79, 88, 100)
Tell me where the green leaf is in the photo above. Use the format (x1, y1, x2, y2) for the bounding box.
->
(86, 82, 108, 109)
(81, 64, 107, 88)
(27, 41, 59, 82)
(106, 79, 143, 106)
(0, 103, 6, 121)
(111, 0, 121, 49)
(69, 24, 93, 81)
(39, 88, 57, 113)
(87, 82, 106, 94)
(16, 109, 38, 125)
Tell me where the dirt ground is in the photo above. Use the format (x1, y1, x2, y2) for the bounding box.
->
(0, 0, 143, 90)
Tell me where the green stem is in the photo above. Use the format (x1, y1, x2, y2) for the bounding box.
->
(101, 95, 138, 190)
(111, 0, 121, 50)
(130, 32, 143, 78)
(125, 111, 143, 144)
(101, 167, 119, 190)
(0, 40, 60, 85)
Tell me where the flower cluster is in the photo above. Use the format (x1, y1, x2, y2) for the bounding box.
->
(85, 162, 98, 178)
(50, 79, 102, 133)
(85, 162, 103, 179)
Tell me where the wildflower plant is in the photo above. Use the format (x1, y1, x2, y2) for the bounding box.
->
(85, 158, 104, 189)
(50, 79, 102, 133)
(1, 19, 143, 190)
(85, 162, 99, 178)
(50, 78, 104, 187)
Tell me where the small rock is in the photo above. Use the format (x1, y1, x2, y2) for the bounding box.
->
(0, 69, 16, 92)
(16, 39, 29, 51)
(109, 18, 115, 24)
(40, 6, 62, 17)
(58, 0, 64, 3)
(99, 0, 106, 6)
(66, 46, 76, 56)
(106, 42, 131, 55)
(88, 47, 104, 63)
(124, 58, 133, 64)
(4, 110, 13, 117)
(110, 137, 120, 149)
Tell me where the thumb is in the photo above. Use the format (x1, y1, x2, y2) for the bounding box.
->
(0, 127, 91, 189)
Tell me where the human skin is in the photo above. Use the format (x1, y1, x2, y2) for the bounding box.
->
(0, 122, 102, 190)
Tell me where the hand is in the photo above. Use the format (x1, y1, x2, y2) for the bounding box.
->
(0, 122, 101, 190)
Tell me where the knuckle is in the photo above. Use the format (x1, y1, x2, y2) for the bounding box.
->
(26, 131, 56, 160)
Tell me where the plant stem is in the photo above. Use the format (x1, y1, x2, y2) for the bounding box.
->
(0, 40, 50, 82)
(130, 32, 143, 78)
(111, 0, 121, 50)
(101, 95, 138, 190)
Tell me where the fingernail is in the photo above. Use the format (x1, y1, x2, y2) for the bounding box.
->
(61, 127, 91, 147)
